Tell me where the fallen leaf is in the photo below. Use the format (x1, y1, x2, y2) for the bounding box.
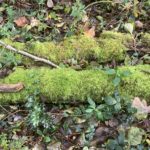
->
(82, 15, 89, 22)
(30, 17, 40, 27)
(47, 0, 54, 8)
(84, 26, 95, 38)
(132, 97, 150, 120)
(47, 142, 61, 150)
(124, 22, 134, 34)
(56, 22, 64, 28)
(105, 118, 118, 127)
(90, 126, 111, 146)
(14, 16, 28, 27)
(128, 127, 145, 146)
(32, 143, 44, 150)
(132, 97, 150, 113)
(135, 20, 143, 28)
(13, 115, 22, 122)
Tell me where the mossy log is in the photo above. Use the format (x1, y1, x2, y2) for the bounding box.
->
(0, 65, 150, 104)
(1, 31, 132, 66)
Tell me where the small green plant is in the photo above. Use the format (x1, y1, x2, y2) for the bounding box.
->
(105, 127, 146, 149)
(0, 50, 20, 68)
(106, 130, 126, 150)
(105, 68, 131, 87)
(67, 0, 85, 36)
(25, 91, 55, 143)
(0, 133, 9, 150)
(71, 0, 85, 22)
(0, 133, 29, 150)
(34, 0, 46, 5)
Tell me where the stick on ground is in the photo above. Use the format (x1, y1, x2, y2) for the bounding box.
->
(0, 40, 59, 68)
(0, 83, 24, 93)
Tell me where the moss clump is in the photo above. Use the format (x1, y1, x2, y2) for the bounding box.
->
(119, 65, 150, 100)
(0, 65, 149, 104)
(98, 39, 126, 62)
(100, 31, 132, 44)
(26, 41, 61, 63)
(61, 35, 100, 61)
(141, 33, 150, 47)
(0, 31, 132, 65)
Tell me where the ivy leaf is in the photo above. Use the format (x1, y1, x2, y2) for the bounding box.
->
(87, 97, 96, 109)
(85, 108, 93, 113)
(44, 136, 51, 143)
(105, 69, 116, 75)
(113, 77, 121, 87)
(122, 70, 131, 77)
(106, 139, 118, 149)
(128, 127, 145, 146)
(105, 96, 117, 106)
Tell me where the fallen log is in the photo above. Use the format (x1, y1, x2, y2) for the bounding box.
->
(0, 40, 59, 68)
(0, 65, 149, 104)
(0, 31, 132, 66)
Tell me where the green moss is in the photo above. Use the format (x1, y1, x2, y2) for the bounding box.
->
(0, 65, 150, 104)
(120, 65, 150, 100)
(26, 41, 61, 63)
(100, 31, 133, 44)
(141, 33, 150, 47)
(0, 31, 132, 65)
(98, 39, 126, 62)
(61, 35, 100, 61)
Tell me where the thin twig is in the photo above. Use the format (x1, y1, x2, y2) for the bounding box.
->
(85, 0, 124, 10)
(0, 40, 59, 68)
(85, 1, 112, 9)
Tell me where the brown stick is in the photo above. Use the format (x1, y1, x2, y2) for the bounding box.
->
(0, 83, 24, 92)
(0, 40, 59, 68)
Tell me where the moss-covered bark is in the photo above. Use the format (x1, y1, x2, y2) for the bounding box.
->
(1, 31, 132, 66)
(0, 65, 149, 104)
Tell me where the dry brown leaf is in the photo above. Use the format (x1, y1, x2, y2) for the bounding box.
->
(47, 0, 54, 8)
(14, 16, 28, 27)
(132, 97, 150, 113)
(84, 26, 95, 38)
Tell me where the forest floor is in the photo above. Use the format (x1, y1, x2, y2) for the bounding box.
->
(0, 0, 150, 149)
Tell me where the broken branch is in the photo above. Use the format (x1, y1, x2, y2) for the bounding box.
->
(0, 83, 24, 93)
(0, 40, 59, 68)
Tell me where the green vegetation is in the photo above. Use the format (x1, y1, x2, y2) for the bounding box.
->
(0, 0, 150, 149)
(0, 31, 132, 66)
(0, 65, 149, 104)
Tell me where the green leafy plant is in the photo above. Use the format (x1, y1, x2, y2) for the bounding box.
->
(71, 0, 85, 22)
(0, 50, 20, 68)
(0, 133, 29, 150)
(25, 91, 55, 143)
(67, 0, 85, 36)
(106, 130, 127, 150)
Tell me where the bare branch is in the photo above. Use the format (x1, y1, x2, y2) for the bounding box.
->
(0, 83, 24, 92)
(0, 40, 59, 68)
